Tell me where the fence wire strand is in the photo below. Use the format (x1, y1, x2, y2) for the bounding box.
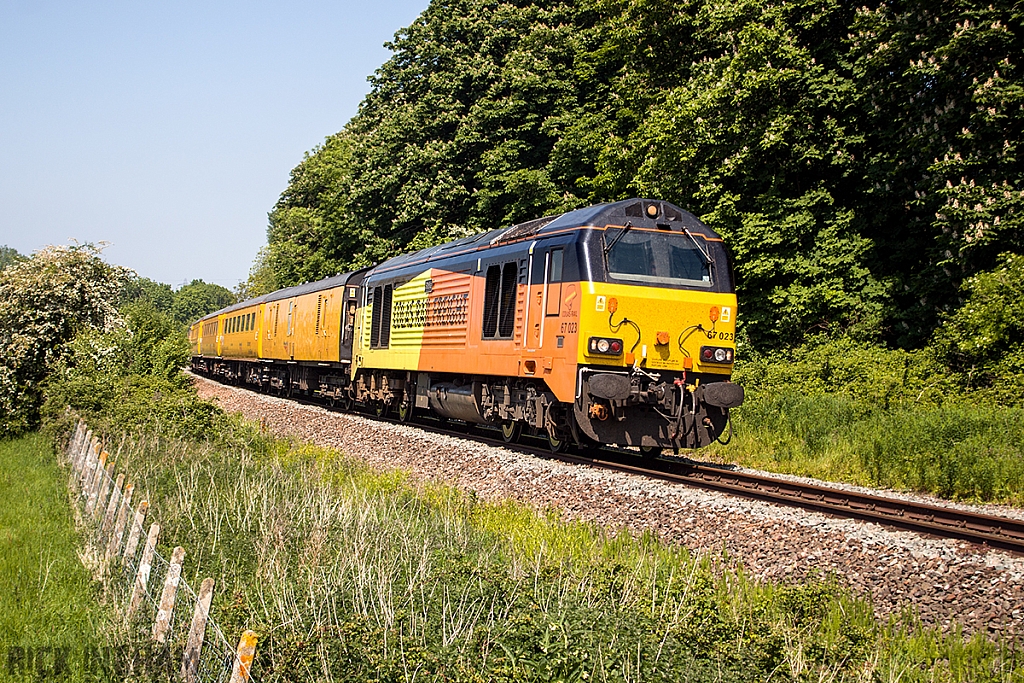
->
(64, 424, 259, 683)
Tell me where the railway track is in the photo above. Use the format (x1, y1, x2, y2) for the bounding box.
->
(199, 376, 1024, 556)
(387, 413, 1024, 556)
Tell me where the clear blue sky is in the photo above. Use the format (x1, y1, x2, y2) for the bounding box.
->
(0, 0, 428, 289)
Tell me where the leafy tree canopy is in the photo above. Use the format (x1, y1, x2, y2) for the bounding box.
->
(259, 0, 1023, 352)
(169, 279, 236, 327)
(0, 246, 24, 271)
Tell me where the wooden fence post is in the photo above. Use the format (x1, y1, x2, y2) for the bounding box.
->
(181, 578, 215, 683)
(105, 483, 135, 562)
(85, 451, 108, 515)
(92, 461, 115, 520)
(228, 630, 258, 683)
(100, 473, 124, 543)
(152, 546, 185, 643)
(127, 523, 160, 622)
(70, 429, 89, 488)
(66, 422, 83, 462)
(78, 437, 97, 491)
(122, 501, 149, 563)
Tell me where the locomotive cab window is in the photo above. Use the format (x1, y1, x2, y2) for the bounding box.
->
(483, 262, 517, 339)
(605, 230, 712, 288)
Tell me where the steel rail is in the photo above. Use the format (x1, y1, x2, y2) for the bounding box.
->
(197, 374, 1024, 556)
(384, 413, 1024, 556)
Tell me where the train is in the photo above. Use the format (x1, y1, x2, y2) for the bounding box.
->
(189, 198, 744, 453)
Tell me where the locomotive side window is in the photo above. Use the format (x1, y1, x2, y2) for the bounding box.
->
(545, 248, 563, 317)
(482, 266, 501, 338)
(483, 262, 517, 340)
(370, 287, 382, 347)
(370, 285, 393, 348)
(287, 301, 294, 336)
(498, 263, 517, 338)
(380, 284, 393, 347)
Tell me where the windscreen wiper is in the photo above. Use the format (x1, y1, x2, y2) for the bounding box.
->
(683, 228, 713, 265)
(603, 221, 633, 255)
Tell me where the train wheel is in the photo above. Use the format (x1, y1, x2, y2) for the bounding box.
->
(500, 420, 522, 444)
(375, 401, 389, 418)
(397, 401, 413, 423)
(340, 394, 353, 412)
(546, 429, 567, 453)
(639, 444, 662, 458)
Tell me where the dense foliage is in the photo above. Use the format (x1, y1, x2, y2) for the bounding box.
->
(0, 245, 131, 438)
(252, 0, 1022, 353)
(0, 247, 234, 438)
(120, 276, 236, 327)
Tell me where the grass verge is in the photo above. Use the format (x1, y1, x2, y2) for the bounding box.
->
(0, 433, 115, 681)
(705, 395, 1024, 505)
(73, 418, 1023, 683)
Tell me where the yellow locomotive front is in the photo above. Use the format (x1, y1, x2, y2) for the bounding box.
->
(569, 200, 743, 450)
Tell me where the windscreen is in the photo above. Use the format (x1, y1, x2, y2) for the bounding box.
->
(605, 230, 712, 287)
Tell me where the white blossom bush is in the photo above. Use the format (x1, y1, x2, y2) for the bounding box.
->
(0, 244, 132, 438)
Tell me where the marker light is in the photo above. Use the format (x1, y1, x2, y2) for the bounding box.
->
(700, 346, 734, 364)
(589, 337, 623, 355)
(709, 306, 720, 322)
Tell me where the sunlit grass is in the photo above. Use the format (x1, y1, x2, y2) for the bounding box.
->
(87, 421, 1024, 683)
(704, 394, 1024, 506)
(0, 433, 113, 681)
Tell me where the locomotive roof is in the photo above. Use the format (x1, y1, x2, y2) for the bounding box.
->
(374, 198, 718, 275)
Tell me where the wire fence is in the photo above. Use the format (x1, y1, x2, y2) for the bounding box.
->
(62, 420, 258, 683)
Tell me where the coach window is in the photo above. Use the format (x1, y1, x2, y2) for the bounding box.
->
(287, 301, 294, 336)
(545, 248, 563, 317)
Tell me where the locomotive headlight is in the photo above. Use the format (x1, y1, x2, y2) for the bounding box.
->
(589, 337, 623, 355)
(700, 346, 734, 364)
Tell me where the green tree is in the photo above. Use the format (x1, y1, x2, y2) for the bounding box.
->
(850, 0, 1024, 345)
(0, 245, 131, 437)
(588, 0, 887, 348)
(120, 276, 175, 313)
(932, 252, 1024, 401)
(170, 279, 235, 326)
(265, 0, 593, 285)
(0, 246, 24, 271)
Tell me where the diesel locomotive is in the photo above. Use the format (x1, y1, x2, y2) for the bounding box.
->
(189, 198, 744, 452)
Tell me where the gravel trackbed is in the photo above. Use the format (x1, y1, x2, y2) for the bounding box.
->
(193, 374, 1024, 637)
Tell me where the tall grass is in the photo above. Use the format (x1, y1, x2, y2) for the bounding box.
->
(709, 394, 1024, 504)
(0, 433, 116, 681)
(86, 421, 1023, 683)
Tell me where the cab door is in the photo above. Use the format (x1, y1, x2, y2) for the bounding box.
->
(526, 244, 564, 352)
